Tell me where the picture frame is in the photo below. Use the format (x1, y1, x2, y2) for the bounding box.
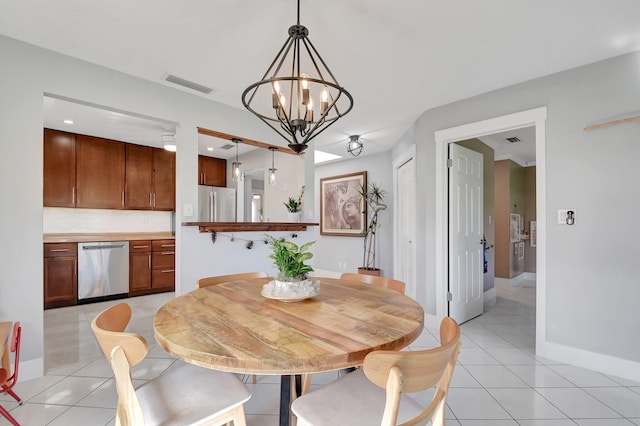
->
(530, 221, 537, 247)
(510, 213, 520, 243)
(320, 171, 366, 236)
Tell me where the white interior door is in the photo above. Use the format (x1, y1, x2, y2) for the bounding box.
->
(395, 155, 417, 299)
(449, 143, 483, 323)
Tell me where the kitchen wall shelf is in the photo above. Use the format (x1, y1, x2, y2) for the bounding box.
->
(182, 222, 319, 233)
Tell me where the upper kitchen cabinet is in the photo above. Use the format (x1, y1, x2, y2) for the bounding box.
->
(198, 155, 226, 187)
(125, 145, 175, 210)
(44, 129, 76, 207)
(76, 135, 125, 209)
(125, 144, 153, 209)
(152, 148, 176, 210)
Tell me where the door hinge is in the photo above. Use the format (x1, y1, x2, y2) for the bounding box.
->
(447, 291, 453, 302)
(447, 158, 453, 168)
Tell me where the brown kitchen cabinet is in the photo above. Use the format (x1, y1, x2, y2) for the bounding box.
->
(129, 239, 174, 296)
(198, 155, 226, 186)
(44, 243, 77, 309)
(151, 148, 176, 210)
(129, 240, 152, 295)
(44, 129, 76, 207)
(125, 145, 175, 210)
(76, 135, 125, 209)
(151, 239, 175, 290)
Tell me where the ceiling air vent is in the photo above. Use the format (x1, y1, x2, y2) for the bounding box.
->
(220, 144, 234, 150)
(506, 137, 521, 143)
(163, 73, 214, 94)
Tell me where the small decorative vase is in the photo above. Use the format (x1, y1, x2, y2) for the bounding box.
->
(288, 212, 301, 223)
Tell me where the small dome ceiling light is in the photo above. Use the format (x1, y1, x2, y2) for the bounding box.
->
(162, 133, 177, 152)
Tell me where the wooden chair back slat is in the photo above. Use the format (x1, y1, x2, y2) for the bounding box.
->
(340, 272, 406, 294)
(198, 272, 269, 288)
(91, 303, 148, 368)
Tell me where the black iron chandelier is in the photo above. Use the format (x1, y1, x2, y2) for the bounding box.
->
(241, 0, 354, 153)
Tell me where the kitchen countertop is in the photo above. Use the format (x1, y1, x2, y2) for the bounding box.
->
(44, 232, 175, 243)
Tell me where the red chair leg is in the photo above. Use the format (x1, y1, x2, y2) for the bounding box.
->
(0, 403, 20, 426)
(3, 387, 22, 404)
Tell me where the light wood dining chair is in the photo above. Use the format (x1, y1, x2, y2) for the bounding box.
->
(91, 303, 251, 426)
(198, 271, 269, 288)
(340, 272, 406, 294)
(291, 317, 461, 426)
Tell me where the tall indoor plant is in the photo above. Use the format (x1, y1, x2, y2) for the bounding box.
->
(358, 182, 387, 275)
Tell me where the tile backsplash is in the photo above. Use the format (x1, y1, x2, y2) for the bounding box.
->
(44, 207, 173, 233)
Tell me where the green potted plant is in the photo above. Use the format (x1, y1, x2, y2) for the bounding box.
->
(266, 234, 315, 283)
(284, 185, 305, 222)
(357, 182, 387, 276)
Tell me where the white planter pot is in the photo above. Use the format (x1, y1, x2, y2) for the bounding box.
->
(287, 212, 301, 222)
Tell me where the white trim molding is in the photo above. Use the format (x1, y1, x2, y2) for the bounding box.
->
(434, 107, 547, 358)
(546, 341, 640, 384)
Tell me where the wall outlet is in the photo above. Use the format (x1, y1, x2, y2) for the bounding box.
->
(184, 203, 193, 217)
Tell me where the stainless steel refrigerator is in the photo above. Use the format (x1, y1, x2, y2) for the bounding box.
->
(198, 186, 237, 222)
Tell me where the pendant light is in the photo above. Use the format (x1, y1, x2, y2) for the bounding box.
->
(268, 147, 277, 185)
(232, 138, 242, 182)
(241, 0, 354, 154)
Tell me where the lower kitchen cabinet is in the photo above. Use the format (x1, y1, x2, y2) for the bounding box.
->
(44, 243, 77, 309)
(151, 239, 175, 291)
(128, 239, 174, 296)
(129, 241, 152, 294)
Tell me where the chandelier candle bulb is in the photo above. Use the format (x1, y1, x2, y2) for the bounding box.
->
(305, 99, 313, 122)
(321, 89, 328, 115)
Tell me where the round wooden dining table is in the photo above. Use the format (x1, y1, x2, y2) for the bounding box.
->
(154, 277, 424, 426)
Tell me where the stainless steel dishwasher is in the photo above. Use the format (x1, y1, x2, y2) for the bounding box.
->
(77, 241, 129, 302)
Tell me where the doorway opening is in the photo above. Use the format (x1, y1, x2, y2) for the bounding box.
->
(434, 107, 547, 356)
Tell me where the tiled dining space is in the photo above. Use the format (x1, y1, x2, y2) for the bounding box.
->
(2, 280, 640, 425)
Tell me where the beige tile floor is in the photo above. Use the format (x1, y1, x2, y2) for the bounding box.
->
(2, 280, 640, 425)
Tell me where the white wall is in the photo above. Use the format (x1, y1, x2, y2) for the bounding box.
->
(392, 51, 640, 379)
(313, 151, 394, 276)
(0, 35, 292, 378)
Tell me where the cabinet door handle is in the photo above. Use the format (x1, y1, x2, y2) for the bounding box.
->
(133, 245, 149, 249)
(149, 254, 152, 269)
(150, 193, 153, 207)
(160, 252, 174, 255)
(161, 244, 175, 248)
(122, 191, 125, 206)
(153, 192, 156, 207)
(72, 187, 75, 204)
(50, 248, 70, 252)
(160, 269, 175, 273)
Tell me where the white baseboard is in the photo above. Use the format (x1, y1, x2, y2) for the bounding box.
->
(19, 357, 44, 381)
(545, 341, 640, 383)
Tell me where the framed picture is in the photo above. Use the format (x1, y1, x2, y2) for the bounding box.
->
(517, 241, 525, 260)
(320, 171, 366, 236)
(530, 221, 537, 247)
(510, 213, 520, 243)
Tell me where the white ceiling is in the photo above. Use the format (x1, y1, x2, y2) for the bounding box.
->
(6, 1, 640, 159)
